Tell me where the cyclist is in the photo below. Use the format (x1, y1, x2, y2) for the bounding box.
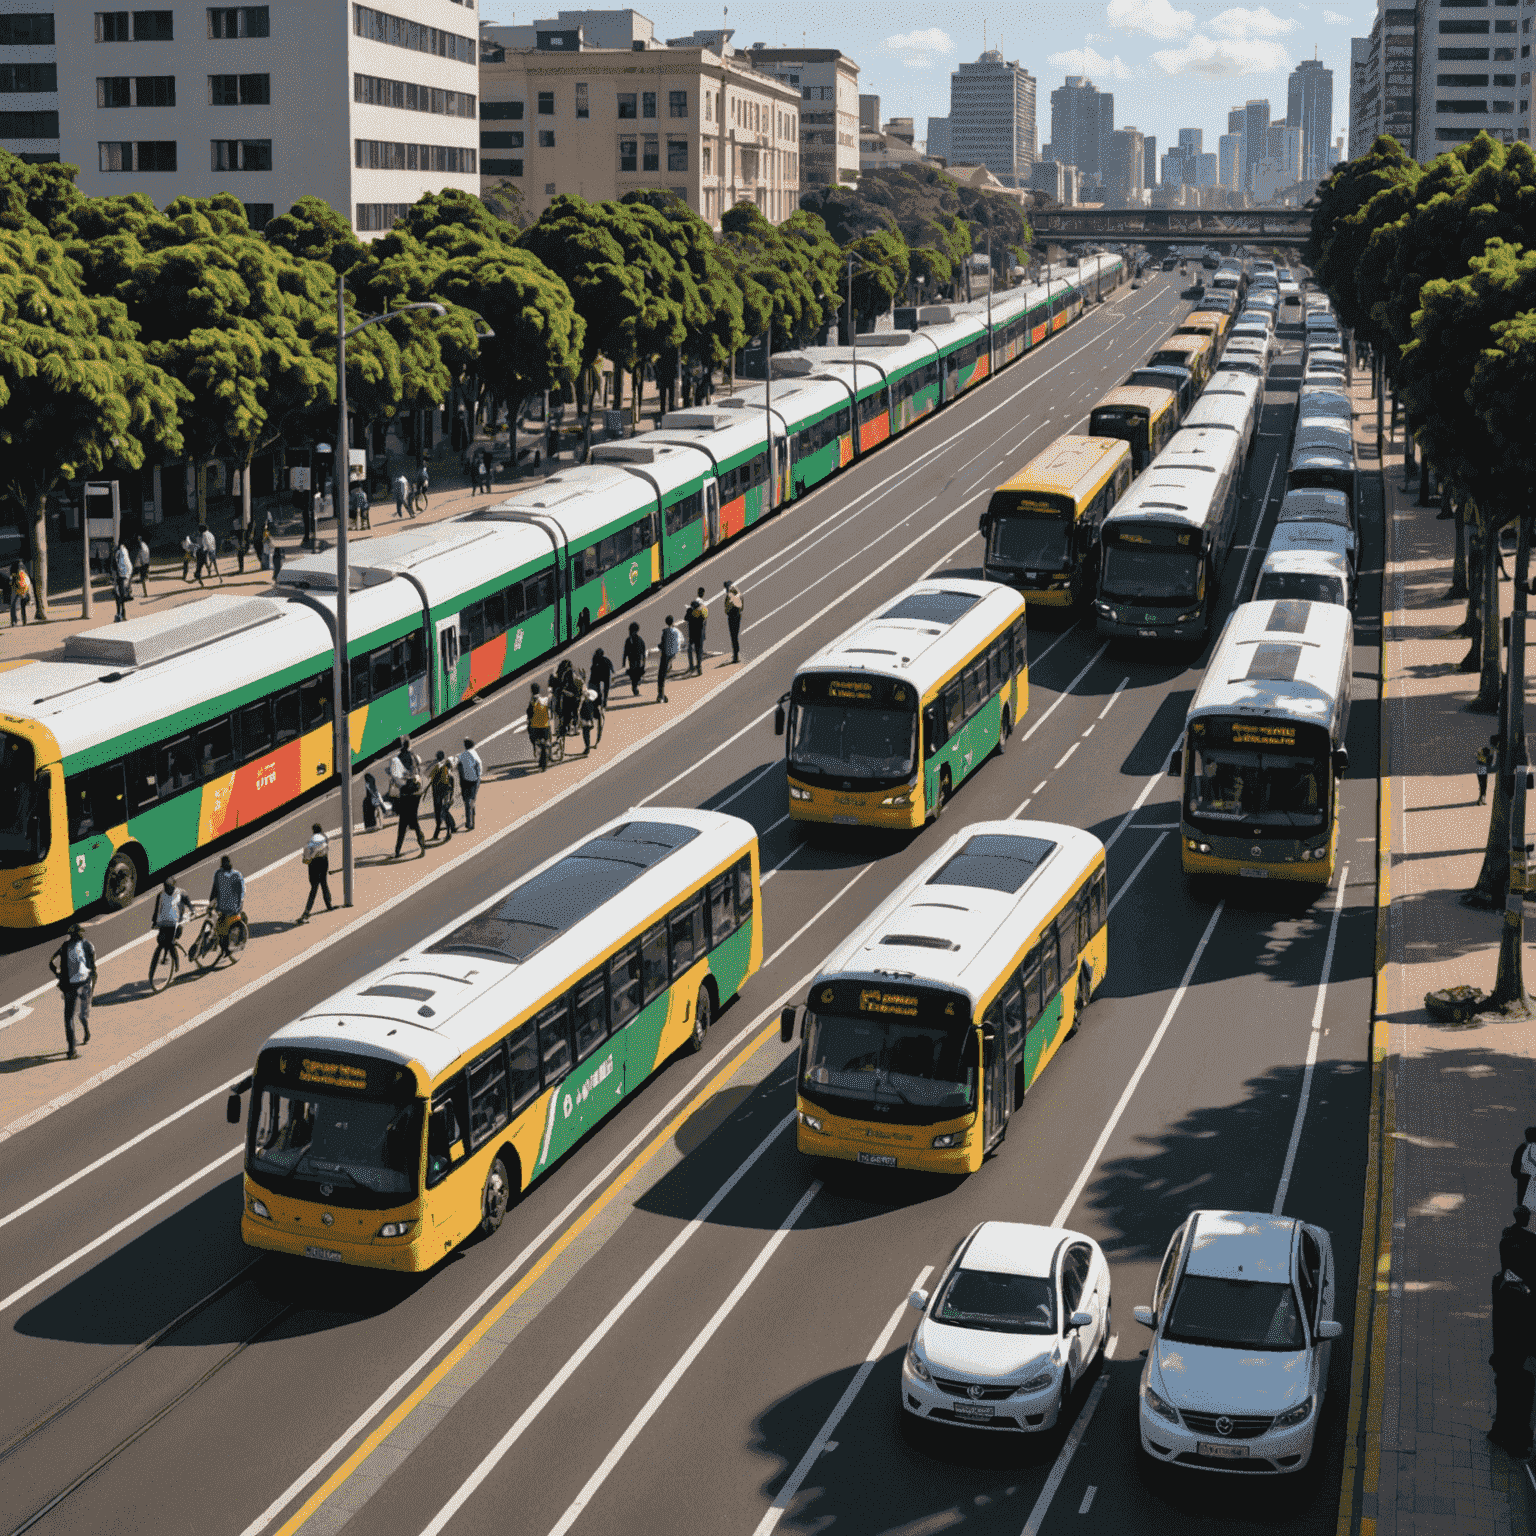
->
(526, 682, 553, 770)
(151, 878, 193, 964)
(207, 854, 246, 957)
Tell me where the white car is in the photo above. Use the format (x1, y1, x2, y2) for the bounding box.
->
(902, 1221, 1112, 1433)
(1136, 1210, 1342, 1475)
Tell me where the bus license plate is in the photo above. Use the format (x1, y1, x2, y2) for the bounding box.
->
(1138, 629, 1157, 638)
(1239, 867, 1270, 879)
(953, 1402, 994, 1421)
(305, 1245, 343, 1263)
(834, 814, 858, 825)
(1198, 1441, 1249, 1459)
(858, 1151, 897, 1167)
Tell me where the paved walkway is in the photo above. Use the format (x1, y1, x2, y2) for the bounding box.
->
(1342, 389, 1536, 1533)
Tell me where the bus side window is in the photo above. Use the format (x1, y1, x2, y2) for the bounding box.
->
(1000, 978, 1025, 1057)
(468, 1045, 510, 1146)
(709, 871, 737, 943)
(1018, 949, 1041, 1030)
(669, 894, 705, 978)
(198, 716, 236, 780)
(573, 971, 608, 1061)
(640, 922, 669, 1004)
(274, 687, 301, 745)
(610, 942, 642, 1031)
(963, 657, 987, 720)
(1012, 618, 1027, 672)
(164, 734, 198, 792)
(127, 748, 160, 814)
(242, 699, 274, 759)
(734, 855, 754, 920)
(506, 1018, 541, 1111)
(922, 701, 947, 758)
(536, 997, 573, 1086)
(426, 1078, 469, 1188)
(1040, 926, 1061, 1007)
(301, 673, 331, 731)
(943, 680, 964, 733)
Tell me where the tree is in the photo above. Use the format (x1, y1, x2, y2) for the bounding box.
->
(845, 228, 909, 334)
(264, 195, 366, 277)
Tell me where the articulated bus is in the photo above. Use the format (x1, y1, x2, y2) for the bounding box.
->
(775, 578, 1027, 830)
(782, 820, 1108, 1173)
(1173, 599, 1352, 884)
(980, 435, 1133, 607)
(232, 809, 761, 1272)
(1088, 386, 1180, 473)
(1095, 424, 1244, 645)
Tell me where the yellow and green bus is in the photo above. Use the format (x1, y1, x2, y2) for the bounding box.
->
(980, 434, 1133, 607)
(782, 820, 1108, 1173)
(775, 578, 1026, 831)
(1088, 385, 1180, 474)
(230, 808, 761, 1272)
(1146, 333, 1214, 392)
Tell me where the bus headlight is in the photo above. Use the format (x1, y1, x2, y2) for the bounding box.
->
(799, 1112, 825, 1133)
(377, 1220, 416, 1238)
(789, 786, 812, 801)
(880, 793, 912, 807)
(1176, 611, 1199, 624)
(247, 1198, 271, 1220)
(931, 1131, 964, 1148)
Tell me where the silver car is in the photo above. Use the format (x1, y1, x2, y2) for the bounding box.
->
(1136, 1210, 1341, 1475)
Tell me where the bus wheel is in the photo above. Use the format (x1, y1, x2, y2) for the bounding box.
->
(997, 708, 1012, 756)
(1067, 967, 1092, 1038)
(685, 982, 712, 1053)
(103, 850, 139, 909)
(480, 1156, 511, 1236)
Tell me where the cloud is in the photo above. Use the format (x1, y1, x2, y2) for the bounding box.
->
(902, 56, 930, 68)
(1323, 7, 1350, 20)
(1048, 45, 1133, 79)
(1152, 34, 1291, 73)
(882, 28, 954, 68)
(1210, 6, 1297, 38)
(1107, 0, 1194, 40)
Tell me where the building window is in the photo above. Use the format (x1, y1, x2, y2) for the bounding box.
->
(96, 12, 131, 40)
(575, 82, 589, 118)
(353, 139, 476, 172)
(667, 137, 687, 171)
(0, 64, 58, 92)
(618, 92, 636, 118)
(538, 129, 555, 147)
(642, 91, 656, 118)
(1496, 70, 1519, 81)
(97, 74, 175, 106)
(481, 101, 523, 120)
(1494, 96, 1516, 107)
(353, 74, 475, 116)
(99, 139, 177, 170)
(669, 90, 687, 118)
(619, 135, 636, 171)
(1, 110, 59, 136)
(544, 182, 556, 193)
(97, 77, 131, 107)
(1441, 18, 1492, 30)
(355, 202, 411, 232)
(702, 143, 711, 172)
(210, 73, 269, 104)
(481, 158, 522, 176)
(352, 6, 476, 65)
(133, 10, 172, 39)
(537, 90, 554, 114)
(243, 201, 273, 228)
(480, 130, 523, 148)
(211, 138, 271, 170)
(1441, 45, 1492, 56)
(642, 135, 658, 171)
(1438, 97, 1490, 110)
(208, 5, 269, 36)
(0, 15, 55, 44)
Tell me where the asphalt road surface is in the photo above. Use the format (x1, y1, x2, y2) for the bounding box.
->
(0, 274, 1380, 1536)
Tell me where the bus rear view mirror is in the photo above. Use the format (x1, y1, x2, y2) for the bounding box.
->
(780, 1005, 797, 1043)
(1168, 749, 1182, 777)
(225, 1075, 251, 1124)
(1333, 747, 1349, 775)
(978, 514, 989, 536)
(774, 693, 788, 736)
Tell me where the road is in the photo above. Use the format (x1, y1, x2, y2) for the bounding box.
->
(0, 274, 1380, 1536)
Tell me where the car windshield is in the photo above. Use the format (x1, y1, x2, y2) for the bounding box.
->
(789, 700, 916, 781)
(249, 1084, 422, 1195)
(1164, 1274, 1306, 1350)
(802, 1011, 975, 1108)
(991, 513, 1071, 570)
(1189, 745, 1329, 828)
(1256, 572, 1345, 605)
(1102, 545, 1203, 604)
(934, 1268, 1056, 1334)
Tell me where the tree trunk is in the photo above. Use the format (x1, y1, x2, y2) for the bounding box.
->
(28, 488, 49, 622)
(1402, 414, 1416, 476)
(196, 456, 210, 529)
(1472, 519, 1503, 708)
(240, 454, 252, 538)
(631, 359, 643, 429)
(1418, 452, 1431, 508)
(1468, 677, 1512, 907)
(1490, 512, 1533, 1007)
(1448, 497, 1470, 604)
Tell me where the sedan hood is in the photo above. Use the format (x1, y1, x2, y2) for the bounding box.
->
(919, 1320, 1055, 1382)
(1152, 1341, 1311, 1415)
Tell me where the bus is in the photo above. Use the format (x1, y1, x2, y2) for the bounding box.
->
(781, 820, 1108, 1173)
(1173, 598, 1352, 884)
(1088, 385, 1180, 473)
(1177, 310, 1230, 357)
(775, 578, 1027, 830)
(1181, 370, 1262, 464)
(231, 808, 762, 1272)
(1146, 334, 1213, 392)
(980, 435, 1133, 606)
(1095, 423, 1244, 645)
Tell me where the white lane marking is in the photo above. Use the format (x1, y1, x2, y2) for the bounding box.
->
(536, 1181, 824, 1536)
(751, 1267, 935, 1536)
(1108, 833, 1168, 915)
(1234, 452, 1282, 601)
(1272, 866, 1350, 1216)
(1081, 723, 1095, 738)
(1016, 800, 1032, 813)
(1078, 1487, 1097, 1515)
(1102, 748, 1181, 854)
(1019, 1338, 1118, 1536)
(1054, 742, 1081, 771)
(1019, 643, 1111, 749)
(409, 1114, 795, 1536)
(714, 760, 782, 812)
(1033, 781, 1048, 795)
(758, 812, 792, 841)
(757, 842, 804, 886)
(0, 1145, 242, 1317)
(761, 866, 875, 963)
(1098, 678, 1130, 719)
(1050, 902, 1224, 1230)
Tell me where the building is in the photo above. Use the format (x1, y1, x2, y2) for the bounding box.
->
(742, 46, 860, 189)
(859, 93, 880, 133)
(926, 114, 950, 159)
(1218, 130, 1245, 189)
(1030, 156, 1079, 204)
(1143, 133, 1156, 187)
(1193, 150, 1217, 185)
(479, 22, 801, 228)
(859, 118, 933, 172)
(1103, 124, 1144, 203)
(1287, 57, 1333, 180)
(1048, 74, 1112, 178)
(0, 0, 480, 234)
(1349, 34, 1373, 158)
(1243, 99, 1270, 188)
(1160, 147, 1185, 185)
(948, 49, 1036, 185)
(1416, 0, 1524, 156)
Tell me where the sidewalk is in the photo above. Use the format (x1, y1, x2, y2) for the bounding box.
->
(1343, 391, 1536, 1533)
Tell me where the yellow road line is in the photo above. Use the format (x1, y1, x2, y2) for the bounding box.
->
(271, 1018, 784, 1536)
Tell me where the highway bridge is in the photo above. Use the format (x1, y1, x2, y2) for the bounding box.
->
(1032, 205, 1312, 250)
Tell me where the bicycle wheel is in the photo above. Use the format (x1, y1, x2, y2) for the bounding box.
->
(148, 944, 178, 993)
(549, 732, 566, 766)
(224, 919, 249, 965)
(191, 921, 219, 972)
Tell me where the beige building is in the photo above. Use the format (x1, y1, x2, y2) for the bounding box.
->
(741, 47, 860, 189)
(479, 17, 801, 227)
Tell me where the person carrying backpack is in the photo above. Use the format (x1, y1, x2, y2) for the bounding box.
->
(49, 924, 97, 1060)
(579, 687, 603, 754)
(387, 737, 428, 856)
(428, 750, 457, 840)
(112, 539, 133, 622)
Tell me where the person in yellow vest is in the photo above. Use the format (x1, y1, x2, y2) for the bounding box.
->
(8, 562, 32, 626)
(527, 683, 553, 770)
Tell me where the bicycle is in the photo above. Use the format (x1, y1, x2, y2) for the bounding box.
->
(191, 906, 249, 971)
(530, 726, 565, 771)
(148, 907, 196, 993)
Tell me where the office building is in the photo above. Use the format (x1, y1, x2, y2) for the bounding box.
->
(1416, 0, 1524, 155)
(1218, 130, 1245, 189)
(480, 22, 800, 228)
(1178, 127, 1202, 156)
(859, 93, 880, 133)
(948, 49, 1036, 185)
(1143, 134, 1156, 186)
(1349, 34, 1374, 158)
(1161, 146, 1184, 185)
(1243, 99, 1270, 188)
(1103, 124, 1144, 203)
(1030, 156, 1078, 204)
(742, 46, 860, 189)
(1048, 74, 1112, 178)
(0, 0, 480, 234)
(926, 114, 950, 159)
(1287, 57, 1333, 180)
(1252, 121, 1304, 199)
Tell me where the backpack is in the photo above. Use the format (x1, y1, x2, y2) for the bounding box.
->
(528, 696, 550, 730)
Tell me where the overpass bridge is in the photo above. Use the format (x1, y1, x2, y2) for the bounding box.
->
(1031, 206, 1312, 251)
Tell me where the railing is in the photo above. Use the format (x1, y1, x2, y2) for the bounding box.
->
(1032, 207, 1312, 247)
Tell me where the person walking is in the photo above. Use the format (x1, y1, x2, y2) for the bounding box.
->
(272, 543, 285, 583)
(207, 854, 246, 956)
(1478, 743, 1495, 806)
(1488, 1266, 1536, 1457)
(412, 462, 429, 515)
(656, 615, 680, 703)
(457, 738, 482, 829)
(362, 771, 386, 832)
(527, 683, 553, 770)
(394, 471, 410, 520)
(49, 923, 97, 1060)
(1511, 1127, 1536, 1207)
(428, 750, 457, 840)
(387, 737, 428, 856)
(181, 533, 194, 582)
(349, 483, 371, 531)
(297, 823, 334, 920)
(723, 579, 744, 663)
(685, 587, 708, 675)
(111, 538, 133, 622)
(258, 526, 273, 572)
(588, 646, 613, 709)
(579, 686, 602, 754)
(622, 622, 646, 697)
(201, 524, 220, 580)
(7, 562, 30, 626)
(135, 535, 152, 597)
(1503, 1206, 1536, 1287)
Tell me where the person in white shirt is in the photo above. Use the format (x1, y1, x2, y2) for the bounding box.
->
(200, 524, 220, 580)
(457, 737, 483, 830)
(297, 823, 334, 921)
(112, 540, 133, 622)
(151, 879, 193, 959)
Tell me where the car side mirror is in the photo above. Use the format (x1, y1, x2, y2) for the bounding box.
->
(1133, 1305, 1156, 1329)
(1316, 1319, 1343, 1340)
(1070, 1310, 1094, 1330)
(780, 1005, 797, 1043)
(1332, 747, 1349, 776)
(1168, 749, 1182, 777)
(909, 1288, 930, 1312)
(774, 705, 786, 737)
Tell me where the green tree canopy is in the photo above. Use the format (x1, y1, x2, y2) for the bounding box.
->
(264, 195, 366, 276)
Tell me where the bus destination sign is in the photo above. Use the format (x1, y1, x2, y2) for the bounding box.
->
(812, 978, 970, 1028)
(1230, 721, 1299, 748)
(260, 1047, 412, 1099)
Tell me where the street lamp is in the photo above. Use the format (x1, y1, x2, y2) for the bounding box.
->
(846, 255, 875, 452)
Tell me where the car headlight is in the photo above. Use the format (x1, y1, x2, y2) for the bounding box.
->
(931, 1131, 964, 1149)
(377, 1220, 416, 1238)
(905, 1345, 932, 1383)
(1272, 1395, 1313, 1430)
(799, 1111, 825, 1133)
(789, 786, 812, 801)
(1019, 1370, 1055, 1393)
(248, 1198, 271, 1220)
(1141, 1381, 1181, 1425)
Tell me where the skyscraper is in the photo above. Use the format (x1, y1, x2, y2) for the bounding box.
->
(1244, 99, 1271, 188)
(1144, 135, 1157, 187)
(1287, 58, 1333, 181)
(1049, 75, 1107, 176)
(949, 49, 1036, 184)
(1219, 132, 1245, 189)
(1178, 127, 1202, 156)
(1103, 125, 1144, 203)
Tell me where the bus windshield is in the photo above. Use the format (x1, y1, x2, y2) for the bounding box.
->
(802, 1011, 975, 1110)
(1089, 409, 1145, 453)
(789, 675, 917, 783)
(1101, 527, 1203, 604)
(1188, 744, 1329, 829)
(250, 1082, 422, 1196)
(0, 732, 44, 869)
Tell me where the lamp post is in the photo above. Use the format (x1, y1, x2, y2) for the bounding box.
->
(846, 255, 873, 452)
(331, 275, 447, 908)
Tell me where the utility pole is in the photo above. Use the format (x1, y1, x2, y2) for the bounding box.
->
(1493, 511, 1533, 1011)
(764, 322, 773, 510)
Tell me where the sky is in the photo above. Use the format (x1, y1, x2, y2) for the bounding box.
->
(478, 0, 1378, 169)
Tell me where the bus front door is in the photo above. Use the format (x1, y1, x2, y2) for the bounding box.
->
(982, 1028, 1008, 1150)
(436, 617, 463, 710)
(705, 479, 720, 547)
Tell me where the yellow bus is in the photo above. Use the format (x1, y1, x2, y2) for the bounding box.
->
(229, 808, 761, 1272)
(782, 820, 1108, 1173)
(980, 434, 1133, 607)
(1146, 333, 1213, 391)
(1177, 309, 1230, 356)
(775, 578, 1026, 831)
(1088, 385, 1180, 474)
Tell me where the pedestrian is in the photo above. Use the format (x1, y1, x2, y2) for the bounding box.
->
(349, 483, 370, 531)
(181, 533, 195, 582)
(48, 922, 96, 1060)
(235, 526, 248, 575)
(258, 526, 272, 572)
(201, 524, 220, 580)
(723, 579, 744, 663)
(557, 659, 585, 736)
(526, 683, 553, 770)
(657, 615, 680, 703)
(579, 686, 602, 753)
(394, 471, 410, 519)
(1503, 1207, 1536, 1288)
(412, 462, 429, 515)
(457, 738, 482, 829)
(1489, 1264, 1536, 1456)
(272, 543, 285, 582)
(622, 621, 646, 696)
(588, 646, 613, 709)
(387, 736, 427, 856)
(685, 587, 708, 675)
(297, 822, 334, 920)
(135, 534, 152, 597)
(362, 771, 386, 832)
(111, 538, 133, 622)
(429, 750, 457, 840)
(479, 452, 494, 493)
(1478, 743, 1495, 806)
(207, 854, 246, 956)
(7, 562, 30, 626)
(1511, 1128, 1536, 1207)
